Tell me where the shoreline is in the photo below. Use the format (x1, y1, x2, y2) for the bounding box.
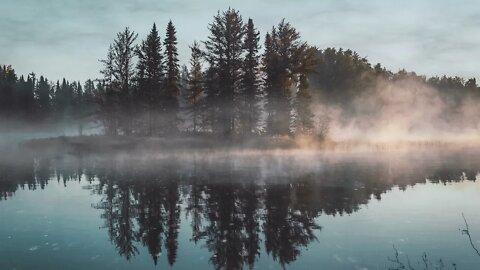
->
(17, 135, 480, 156)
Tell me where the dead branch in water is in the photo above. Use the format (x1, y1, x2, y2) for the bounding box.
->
(461, 213, 480, 257)
(388, 245, 457, 270)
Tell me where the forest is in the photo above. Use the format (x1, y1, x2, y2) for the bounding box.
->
(1, 8, 479, 142)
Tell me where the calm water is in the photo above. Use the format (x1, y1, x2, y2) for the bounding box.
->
(1, 149, 480, 270)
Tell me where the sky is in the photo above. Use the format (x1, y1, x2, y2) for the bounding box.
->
(1, 0, 480, 82)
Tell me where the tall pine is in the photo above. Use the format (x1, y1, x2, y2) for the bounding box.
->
(137, 23, 164, 135)
(100, 28, 138, 135)
(163, 20, 180, 134)
(35, 75, 51, 118)
(0, 66, 17, 118)
(186, 41, 204, 133)
(263, 20, 315, 136)
(204, 8, 245, 136)
(239, 18, 261, 135)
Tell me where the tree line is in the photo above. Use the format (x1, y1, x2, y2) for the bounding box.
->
(0, 66, 95, 125)
(1, 8, 479, 137)
(96, 9, 319, 137)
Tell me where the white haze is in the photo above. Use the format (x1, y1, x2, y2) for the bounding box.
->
(313, 76, 480, 144)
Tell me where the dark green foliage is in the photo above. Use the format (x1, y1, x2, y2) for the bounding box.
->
(35, 76, 51, 118)
(428, 75, 476, 107)
(137, 23, 164, 135)
(16, 73, 36, 119)
(204, 8, 246, 136)
(163, 20, 180, 134)
(100, 27, 138, 135)
(263, 20, 316, 135)
(294, 46, 317, 135)
(2, 8, 479, 139)
(185, 41, 204, 133)
(239, 18, 261, 135)
(312, 48, 379, 115)
(295, 74, 314, 134)
(0, 65, 17, 117)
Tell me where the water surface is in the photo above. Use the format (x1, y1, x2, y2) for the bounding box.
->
(1, 149, 480, 269)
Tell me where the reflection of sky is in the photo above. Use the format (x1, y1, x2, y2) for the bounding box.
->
(1, 0, 479, 82)
(0, 177, 479, 269)
(313, 180, 480, 269)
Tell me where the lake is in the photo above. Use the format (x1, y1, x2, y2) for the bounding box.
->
(1, 148, 479, 269)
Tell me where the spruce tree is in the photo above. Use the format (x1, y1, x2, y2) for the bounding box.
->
(35, 75, 51, 118)
(186, 41, 204, 133)
(16, 73, 36, 119)
(263, 20, 315, 136)
(163, 20, 180, 134)
(240, 18, 261, 135)
(204, 8, 245, 136)
(82, 79, 96, 119)
(137, 23, 163, 135)
(294, 46, 317, 135)
(100, 28, 138, 135)
(0, 65, 17, 118)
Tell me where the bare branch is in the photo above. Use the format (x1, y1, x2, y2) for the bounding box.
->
(461, 213, 480, 257)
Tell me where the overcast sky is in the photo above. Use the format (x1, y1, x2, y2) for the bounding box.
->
(1, 0, 479, 82)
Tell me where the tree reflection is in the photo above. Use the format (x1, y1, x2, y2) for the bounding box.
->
(264, 182, 319, 267)
(95, 162, 140, 260)
(0, 151, 478, 268)
(136, 180, 166, 265)
(164, 179, 181, 266)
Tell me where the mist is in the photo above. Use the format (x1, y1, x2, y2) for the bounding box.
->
(311, 72, 480, 146)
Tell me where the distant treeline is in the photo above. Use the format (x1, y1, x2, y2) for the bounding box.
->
(1, 8, 479, 137)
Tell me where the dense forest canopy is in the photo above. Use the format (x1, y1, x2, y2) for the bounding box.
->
(1, 9, 479, 141)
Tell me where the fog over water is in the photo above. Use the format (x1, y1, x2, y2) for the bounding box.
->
(1, 148, 480, 269)
(311, 75, 480, 145)
(2, 1, 480, 269)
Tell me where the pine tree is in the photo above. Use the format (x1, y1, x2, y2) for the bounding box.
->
(73, 81, 83, 116)
(16, 73, 36, 119)
(100, 28, 138, 135)
(137, 23, 164, 135)
(239, 18, 261, 135)
(295, 74, 314, 134)
(82, 79, 96, 119)
(83, 79, 95, 106)
(163, 20, 180, 134)
(35, 75, 51, 118)
(294, 46, 317, 135)
(263, 20, 315, 136)
(0, 65, 17, 118)
(61, 78, 74, 118)
(263, 30, 282, 135)
(204, 8, 246, 136)
(202, 66, 220, 133)
(186, 41, 204, 133)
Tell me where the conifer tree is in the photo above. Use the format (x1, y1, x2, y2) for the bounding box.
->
(100, 28, 138, 135)
(186, 41, 204, 133)
(163, 20, 180, 134)
(137, 23, 163, 135)
(202, 66, 220, 133)
(204, 8, 245, 136)
(0, 65, 17, 117)
(82, 79, 96, 119)
(16, 73, 36, 119)
(35, 75, 51, 118)
(294, 46, 317, 135)
(263, 20, 315, 135)
(239, 18, 261, 135)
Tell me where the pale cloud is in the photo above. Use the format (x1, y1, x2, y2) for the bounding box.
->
(0, 0, 478, 82)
